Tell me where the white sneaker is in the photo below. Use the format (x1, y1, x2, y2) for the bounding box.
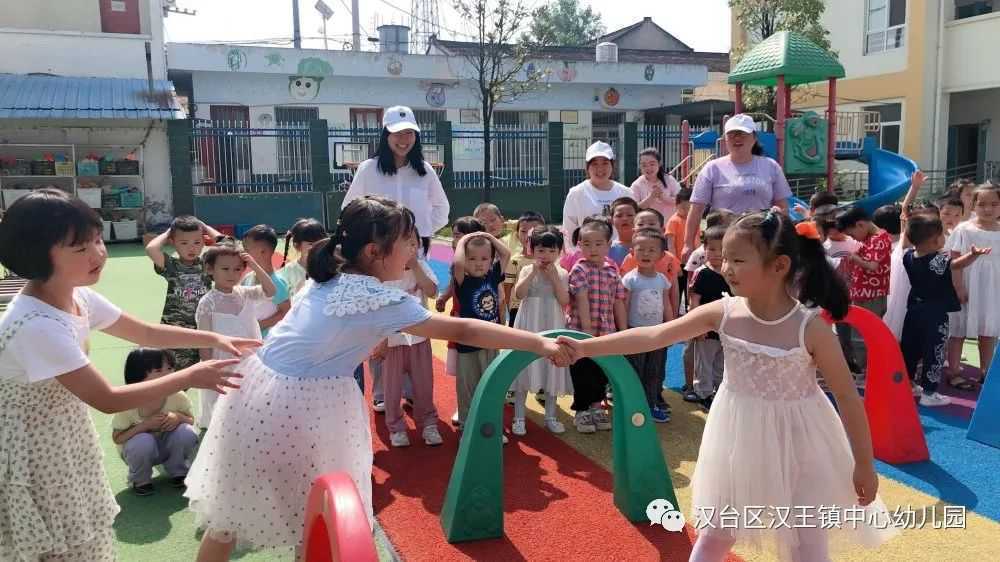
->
(544, 418, 565, 434)
(591, 408, 612, 431)
(911, 383, 923, 397)
(389, 431, 410, 447)
(853, 373, 866, 389)
(574, 411, 596, 433)
(422, 425, 443, 446)
(450, 411, 460, 424)
(511, 418, 527, 436)
(919, 392, 951, 407)
(502, 434, 509, 444)
(373, 400, 386, 413)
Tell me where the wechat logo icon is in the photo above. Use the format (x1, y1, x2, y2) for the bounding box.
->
(646, 498, 686, 532)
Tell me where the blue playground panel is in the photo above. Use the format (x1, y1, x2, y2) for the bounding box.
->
(968, 348, 1000, 449)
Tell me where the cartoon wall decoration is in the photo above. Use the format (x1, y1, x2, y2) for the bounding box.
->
(387, 56, 403, 76)
(226, 48, 248, 72)
(288, 57, 334, 101)
(602, 87, 621, 107)
(644, 64, 655, 81)
(265, 52, 285, 67)
(784, 111, 828, 175)
(559, 61, 577, 82)
(426, 84, 446, 107)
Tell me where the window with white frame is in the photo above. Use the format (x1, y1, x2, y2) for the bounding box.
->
(863, 103, 902, 153)
(865, 0, 907, 55)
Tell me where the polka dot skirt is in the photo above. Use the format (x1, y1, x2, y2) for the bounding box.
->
(0, 379, 119, 561)
(184, 353, 373, 552)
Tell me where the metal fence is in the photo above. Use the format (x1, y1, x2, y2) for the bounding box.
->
(327, 126, 438, 191)
(191, 120, 313, 195)
(453, 126, 548, 189)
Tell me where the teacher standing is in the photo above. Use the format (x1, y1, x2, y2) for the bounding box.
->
(562, 141, 634, 241)
(342, 105, 449, 255)
(681, 114, 792, 262)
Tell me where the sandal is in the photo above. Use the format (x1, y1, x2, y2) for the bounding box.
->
(948, 375, 977, 391)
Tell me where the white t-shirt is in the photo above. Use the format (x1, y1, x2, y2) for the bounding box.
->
(561, 180, 634, 241)
(384, 259, 436, 347)
(685, 245, 707, 273)
(823, 236, 863, 270)
(0, 288, 121, 384)
(342, 158, 450, 238)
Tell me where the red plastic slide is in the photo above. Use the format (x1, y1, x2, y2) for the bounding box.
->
(822, 306, 929, 464)
(302, 472, 378, 562)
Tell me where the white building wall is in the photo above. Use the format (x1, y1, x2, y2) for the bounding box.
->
(942, 12, 1000, 93)
(820, 0, 908, 79)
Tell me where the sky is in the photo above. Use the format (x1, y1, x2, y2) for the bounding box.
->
(164, 0, 731, 53)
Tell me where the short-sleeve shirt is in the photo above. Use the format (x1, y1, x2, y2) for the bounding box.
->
(692, 156, 792, 214)
(561, 180, 634, 242)
(685, 245, 706, 273)
(608, 243, 631, 266)
(258, 274, 432, 379)
(241, 271, 291, 335)
(567, 260, 626, 336)
(156, 255, 212, 329)
(691, 266, 730, 339)
(903, 250, 960, 313)
(666, 213, 695, 253)
(848, 230, 892, 302)
(0, 288, 122, 384)
(111, 392, 193, 453)
(631, 174, 681, 220)
(622, 270, 671, 327)
(385, 259, 436, 347)
(456, 262, 504, 352)
(277, 261, 308, 300)
(620, 251, 681, 282)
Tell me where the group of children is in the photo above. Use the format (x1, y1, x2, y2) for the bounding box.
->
(797, 175, 998, 407)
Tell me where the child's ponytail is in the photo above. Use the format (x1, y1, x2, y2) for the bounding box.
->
(286, 217, 328, 268)
(282, 230, 294, 267)
(306, 236, 341, 283)
(795, 231, 849, 320)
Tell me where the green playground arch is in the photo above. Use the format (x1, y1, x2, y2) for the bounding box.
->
(440, 330, 678, 543)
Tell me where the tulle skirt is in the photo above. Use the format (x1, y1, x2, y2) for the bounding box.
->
(690, 383, 898, 559)
(185, 353, 373, 552)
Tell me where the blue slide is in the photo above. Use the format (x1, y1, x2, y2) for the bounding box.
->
(789, 136, 917, 220)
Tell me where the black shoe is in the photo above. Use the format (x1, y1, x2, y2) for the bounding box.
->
(171, 476, 187, 489)
(403, 398, 414, 409)
(132, 483, 155, 496)
(683, 390, 701, 402)
(700, 395, 714, 412)
(535, 390, 546, 405)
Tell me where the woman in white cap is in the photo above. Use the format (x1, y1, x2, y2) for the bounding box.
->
(561, 141, 634, 242)
(342, 105, 450, 256)
(680, 114, 792, 262)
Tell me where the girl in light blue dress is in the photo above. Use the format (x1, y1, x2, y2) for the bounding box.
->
(186, 196, 565, 560)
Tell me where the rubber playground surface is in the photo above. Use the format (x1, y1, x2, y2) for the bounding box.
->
(84, 243, 997, 561)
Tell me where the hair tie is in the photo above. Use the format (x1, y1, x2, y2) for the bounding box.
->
(795, 221, 822, 241)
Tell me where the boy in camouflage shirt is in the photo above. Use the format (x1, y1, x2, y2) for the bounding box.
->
(145, 216, 222, 368)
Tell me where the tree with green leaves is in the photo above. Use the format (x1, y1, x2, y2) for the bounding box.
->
(525, 0, 605, 46)
(730, 0, 831, 121)
(451, 0, 551, 202)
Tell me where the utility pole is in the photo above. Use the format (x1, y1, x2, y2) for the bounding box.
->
(351, 0, 361, 51)
(292, 0, 302, 48)
(315, 0, 333, 50)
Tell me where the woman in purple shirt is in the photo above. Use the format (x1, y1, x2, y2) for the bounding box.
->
(681, 114, 792, 262)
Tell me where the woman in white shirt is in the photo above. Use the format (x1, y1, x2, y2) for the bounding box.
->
(341, 105, 449, 251)
(562, 141, 634, 242)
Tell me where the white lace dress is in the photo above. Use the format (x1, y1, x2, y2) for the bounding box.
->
(510, 264, 573, 396)
(690, 297, 897, 559)
(946, 221, 1000, 338)
(184, 274, 431, 553)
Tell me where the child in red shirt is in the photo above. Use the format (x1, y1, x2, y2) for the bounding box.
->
(836, 206, 893, 379)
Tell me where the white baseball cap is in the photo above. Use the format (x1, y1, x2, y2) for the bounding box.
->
(383, 105, 421, 133)
(724, 114, 757, 134)
(585, 141, 615, 162)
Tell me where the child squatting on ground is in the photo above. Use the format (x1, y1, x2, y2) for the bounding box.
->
(0, 188, 254, 561)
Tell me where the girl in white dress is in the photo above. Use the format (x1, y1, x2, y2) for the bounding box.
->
(277, 217, 326, 300)
(187, 196, 566, 560)
(557, 210, 898, 561)
(195, 242, 276, 428)
(946, 184, 1000, 387)
(511, 226, 573, 436)
(0, 189, 251, 562)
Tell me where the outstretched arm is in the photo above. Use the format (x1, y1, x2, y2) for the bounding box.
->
(806, 317, 879, 506)
(103, 312, 261, 356)
(405, 314, 562, 359)
(558, 299, 722, 359)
